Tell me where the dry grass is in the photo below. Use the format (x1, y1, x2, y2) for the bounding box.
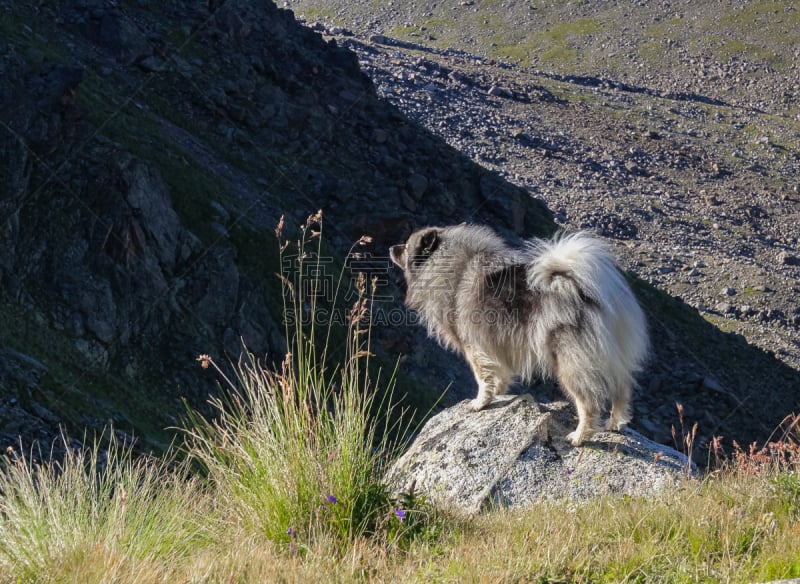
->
(6, 468, 795, 583)
(1, 214, 799, 582)
(2, 405, 799, 584)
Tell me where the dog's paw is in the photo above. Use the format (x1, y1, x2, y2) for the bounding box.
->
(468, 397, 491, 412)
(605, 418, 627, 432)
(566, 430, 586, 446)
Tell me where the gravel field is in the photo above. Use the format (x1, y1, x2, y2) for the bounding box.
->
(290, 0, 800, 448)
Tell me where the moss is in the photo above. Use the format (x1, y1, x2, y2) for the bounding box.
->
(388, 24, 421, 39)
(720, 1, 800, 30)
(545, 17, 603, 40)
(518, 18, 604, 69)
(702, 313, 741, 334)
(0, 291, 176, 449)
(292, 5, 338, 22)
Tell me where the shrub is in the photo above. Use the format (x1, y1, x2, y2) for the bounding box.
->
(184, 211, 412, 550)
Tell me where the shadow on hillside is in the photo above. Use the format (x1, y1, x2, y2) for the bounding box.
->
(536, 71, 733, 108)
(629, 278, 800, 458)
(359, 32, 735, 110)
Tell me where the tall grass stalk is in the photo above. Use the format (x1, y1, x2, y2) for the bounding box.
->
(0, 432, 209, 582)
(185, 211, 406, 548)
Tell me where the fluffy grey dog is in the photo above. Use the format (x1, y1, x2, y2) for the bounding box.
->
(390, 224, 649, 445)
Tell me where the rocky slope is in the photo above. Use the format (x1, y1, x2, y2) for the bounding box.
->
(288, 0, 800, 451)
(0, 0, 548, 454)
(1, 0, 798, 461)
(291, 0, 800, 368)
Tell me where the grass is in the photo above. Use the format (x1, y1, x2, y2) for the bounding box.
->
(702, 313, 743, 334)
(0, 431, 210, 582)
(181, 212, 415, 545)
(2, 435, 800, 582)
(491, 17, 603, 69)
(2, 219, 800, 582)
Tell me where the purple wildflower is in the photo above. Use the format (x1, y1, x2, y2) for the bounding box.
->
(287, 527, 295, 538)
(395, 508, 406, 522)
(566, 468, 574, 475)
(326, 494, 338, 504)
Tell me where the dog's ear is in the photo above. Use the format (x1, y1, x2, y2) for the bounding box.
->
(390, 244, 407, 269)
(418, 228, 440, 258)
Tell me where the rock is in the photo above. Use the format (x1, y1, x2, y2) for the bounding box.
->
(777, 251, 800, 266)
(385, 396, 692, 514)
(487, 84, 511, 98)
(448, 70, 469, 84)
(122, 159, 181, 269)
(624, 160, 643, 174)
(715, 302, 735, 314)
(371, 128, 389, 144)
(407, 172, 429, 199)
(700, 376, 725, 395)
(138, 56, 168, 73)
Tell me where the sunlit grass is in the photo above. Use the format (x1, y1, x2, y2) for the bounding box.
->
(182, 211, 420, 551)
(1, 214, 799, 582)
(3, 447, 799, 582)
(0, 432, 210, 582)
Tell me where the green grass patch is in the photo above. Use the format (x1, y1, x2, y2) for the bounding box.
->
(720, 1, 800, 32)
(3, 224, 800, 581)
(702, 313, 742, 334)
(182, 214, 430, 547)
(0, 431, 211, 581)
(491, 17, 604, 69)
(388, 23, 421, 38)
(544, 17, 603, 41)
(7, 440, 800, 582)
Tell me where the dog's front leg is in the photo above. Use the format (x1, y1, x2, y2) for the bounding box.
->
(464, 347, 509, 411)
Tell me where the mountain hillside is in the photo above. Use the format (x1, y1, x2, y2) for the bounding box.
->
(0, 0, 549, 453)
(1, 0, 798, 459)
(290, 0, 800, 448)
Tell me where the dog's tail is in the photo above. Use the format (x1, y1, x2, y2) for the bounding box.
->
(525, 231, 649, 383)
(525, 232, 623, 306)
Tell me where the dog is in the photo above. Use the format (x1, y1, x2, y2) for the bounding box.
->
(390, 224, 649, 446)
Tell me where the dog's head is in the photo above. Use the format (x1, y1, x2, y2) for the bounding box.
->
(390, 227, 442, 276)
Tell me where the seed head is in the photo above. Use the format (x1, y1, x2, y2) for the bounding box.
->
(275, 214, 285, 238)
(196, 354, 212, 369)
(306, 209, 323, 227)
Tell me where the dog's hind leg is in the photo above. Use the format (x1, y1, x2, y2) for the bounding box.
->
(565, 397, 601, 446)
(606, 393, 631, 432)
(464, 347, 510, 411)
(555, 364, 602, 446)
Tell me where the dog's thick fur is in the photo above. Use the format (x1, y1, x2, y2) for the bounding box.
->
(390, 224, 649, 445)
